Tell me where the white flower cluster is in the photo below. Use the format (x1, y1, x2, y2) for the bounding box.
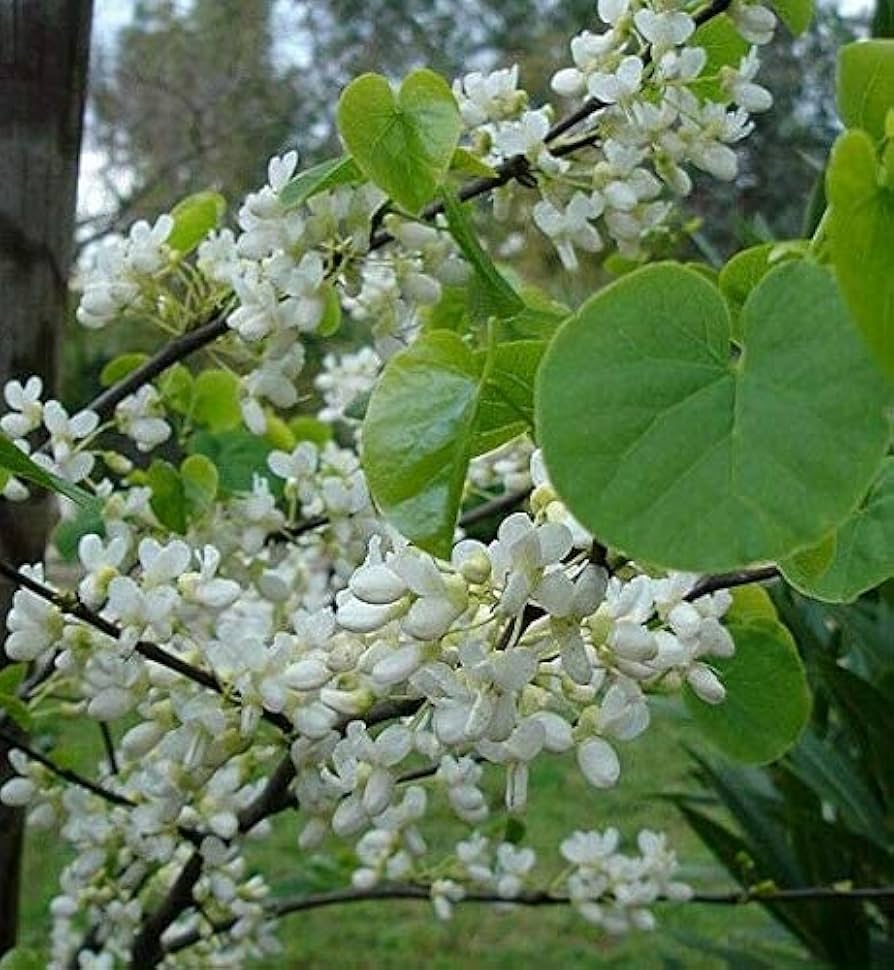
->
(561, 827, 692, 932)
(1, 377, 100, 492)
(0, 7, 786, 959)
(2, 444, 730, 962)
(453, 0, 775, 264)
(76, 215, 174, 329)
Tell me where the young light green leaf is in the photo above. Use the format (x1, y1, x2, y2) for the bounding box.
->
(836, 39, 894, 140)
(192, 369, 242, 432)
(770, 0, 813, 35)
(450, 147, 497, 178)
(147, 459, 187, 534)
(279, 155, 362, 209)
(684, 618, 811, 764)
(688, 16, 749, 101)
(536, 262, 890, 572)
(827, 128, 894, 379)
(167, 190, 226, 254)
(0, 435, 98, 510)
(181, 453, 219, 519)
(781, 458, 894, 602)
(337, 70, 461, 214)
(472, 340, 544, 455)
(362, 331, 484, 556)
(156, 364, 194, 415)
(442, 187, 525, 323)
(99, 353, 149, 388)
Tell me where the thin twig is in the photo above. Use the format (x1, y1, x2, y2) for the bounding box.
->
(685, 566, 780, 602)
(163, 881, 894, 954)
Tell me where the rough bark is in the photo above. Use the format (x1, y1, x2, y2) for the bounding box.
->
(0, 0, 93, 951)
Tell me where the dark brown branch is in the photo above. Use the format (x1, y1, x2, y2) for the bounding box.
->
(685, 566, 780, 602)
(0, 726, 132, 809)
(164, 880, 894, 954)
(85, 312, 230, 423)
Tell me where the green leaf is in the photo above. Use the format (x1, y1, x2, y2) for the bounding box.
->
(180, 453, 219, 516)
(836, 39, 894, 140)
(450, 147, 496, 178)
(718, 241, 807, 339)
(770, 0, 813, 35)
(0, 947, 45, 970)
(53, 503, 106, 562)
(726, 585, 779, 624)
(0, 692, 31, 731)
(0, 435, 98, 510)
(318, 284, 342, 337)
(189, 429, 275, 496)
(337, 69, 461, 214)
(827, 128, 894, 379)
(536, 262, 890, 572)
(167, 190, 226, 254)
(280, 155, 362, 209)
(442, 187, 525, 323)
(147, 459, 187, 534)
(288, 416, 332, 447)
(192, 369, 242, 432)
(684, 618, 811, 764)
(100, 353, 149, 388)
(362, 331, 484, 556)
(156, 364, 194, 415)
(472, 340, 544, 455)
(783, 729, 889, 846)
(781, 458, 894, 602)
(688, 16, 749, 101)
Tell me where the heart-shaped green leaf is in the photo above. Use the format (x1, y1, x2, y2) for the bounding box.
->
(362, 331, 484, 556)
(827, 128, 894, 379)
(536, 261, 890, 572)
(837, 39, 894, 140)
(781, 458, 894, 602)
(337, 69, 461, 214)
(684, 616, 811, 764)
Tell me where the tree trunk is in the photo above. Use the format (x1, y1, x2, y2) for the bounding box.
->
(0, 0, 93, 952)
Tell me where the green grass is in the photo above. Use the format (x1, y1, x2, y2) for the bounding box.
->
(19, 702, 803, 968)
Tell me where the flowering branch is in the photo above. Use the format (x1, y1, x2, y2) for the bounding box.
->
(163, 880, 894, 956)
(0, 559, 293, 734)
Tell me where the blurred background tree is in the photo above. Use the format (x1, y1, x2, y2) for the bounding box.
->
(82, 0, 860, 255)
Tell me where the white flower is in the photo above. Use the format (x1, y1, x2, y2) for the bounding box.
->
(633, 10, 695, 51)
(35, 401, 99, 483)
(126, 214, 174, 274)
(722, 49, 773, 113)
(115, 386, 170, 452)
(488, 513, 573, 616)
(729, 0, 777, 45)
(533, 193, 603, 271)
(577, 737, 621, 788)
(452, 66, 524, 127)
(267, 150, 299, 193)
(5, 565, 63, 661)
(588, 56, 643, 105)
(1, 376, 43, 438)
(78, 533, 129, 607)
(179, 545, 241, 609)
